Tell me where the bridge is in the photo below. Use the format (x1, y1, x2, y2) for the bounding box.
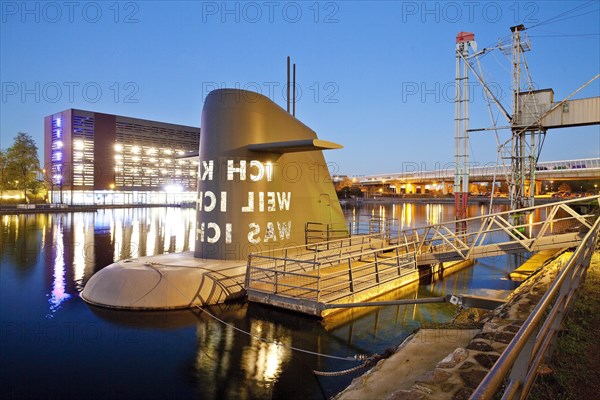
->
(245, 196, 600, 317)
(349, 157, 599, 195)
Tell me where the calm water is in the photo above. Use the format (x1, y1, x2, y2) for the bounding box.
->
(1, 204, 529, 400)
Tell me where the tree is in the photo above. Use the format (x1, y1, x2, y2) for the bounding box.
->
(5, 132, 42, 202)
(335, 177, 353, 192)
(0, 150, 7, 198)
(558, 183, 572, 193)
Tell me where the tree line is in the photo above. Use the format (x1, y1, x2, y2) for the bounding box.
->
(0, 132, 43, 202)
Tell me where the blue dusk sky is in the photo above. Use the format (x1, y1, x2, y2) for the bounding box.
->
(1, 0, 599, 175)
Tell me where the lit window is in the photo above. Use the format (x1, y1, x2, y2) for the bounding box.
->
(177, 150, 185, 156)
(147, 148, 157, 155)
(163, 149, 172, 155)
(132, 156, 140, 162)
(115, 144, 123, 152)
(74, 140, 84, 150)
(132, 146, 141, 154)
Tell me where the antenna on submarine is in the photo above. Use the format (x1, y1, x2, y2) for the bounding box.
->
(286, 56, 297, 116)
(286, 56, 290, 113)
(292, 62, 296, 117)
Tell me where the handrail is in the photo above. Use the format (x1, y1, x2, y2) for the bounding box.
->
(252, 232, 387, 257)
(247, 234, 419, 303)
(470, 216, 600, 399)
(427, 195, 598, 228)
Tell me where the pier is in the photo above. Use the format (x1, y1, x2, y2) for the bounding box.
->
(246, 196, 600, 317)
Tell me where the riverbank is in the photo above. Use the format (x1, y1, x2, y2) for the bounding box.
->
(334, 249, 600, 399)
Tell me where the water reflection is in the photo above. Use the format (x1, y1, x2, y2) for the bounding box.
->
(1, 208, 196, 316)
(48, 218, 70, 315)
(1, 204, 537, 400)
(242, 322, 292, 385)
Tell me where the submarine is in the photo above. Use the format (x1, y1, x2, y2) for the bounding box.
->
(81, 89, 348, 309)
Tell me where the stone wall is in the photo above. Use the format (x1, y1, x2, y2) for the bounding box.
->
(386, 250, 574, 400)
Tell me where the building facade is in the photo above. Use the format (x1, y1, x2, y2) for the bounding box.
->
(44, 109, 200, 205)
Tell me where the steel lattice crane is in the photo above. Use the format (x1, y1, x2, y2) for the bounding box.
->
(453, 25, 600, 222)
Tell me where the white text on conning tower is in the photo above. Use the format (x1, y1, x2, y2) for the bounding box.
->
(197, 159, 292, 246)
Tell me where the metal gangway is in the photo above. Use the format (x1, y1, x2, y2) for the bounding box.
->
(245, 196, 600, 316)
(413, 196, 599, 265)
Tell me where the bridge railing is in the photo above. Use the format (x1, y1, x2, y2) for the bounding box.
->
(354, 157, 600, 184)
(470, 209, 600, 399)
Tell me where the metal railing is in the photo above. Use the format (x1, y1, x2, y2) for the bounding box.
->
(246, 233, 418, 303)
(305, 216, 404, 249)
(411, 196, 599, 264)
(470, 211, 600, 399)
(305, 222, 350, 249)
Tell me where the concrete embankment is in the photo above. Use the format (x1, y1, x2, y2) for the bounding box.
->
(335, 249, 586, 400)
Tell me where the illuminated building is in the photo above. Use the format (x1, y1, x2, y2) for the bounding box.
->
(44, 109, 200, 205)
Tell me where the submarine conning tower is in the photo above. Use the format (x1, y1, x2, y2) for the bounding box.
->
(195, 89, 348, 261)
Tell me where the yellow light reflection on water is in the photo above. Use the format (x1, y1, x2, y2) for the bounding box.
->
(426, 204, 443, 225)
(146, 217, 156, 256)
(242, 320, 291, 385)
(113, 213, 123, 261)
(131, 216, 140, 257)
(400, 203, 413, 229)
